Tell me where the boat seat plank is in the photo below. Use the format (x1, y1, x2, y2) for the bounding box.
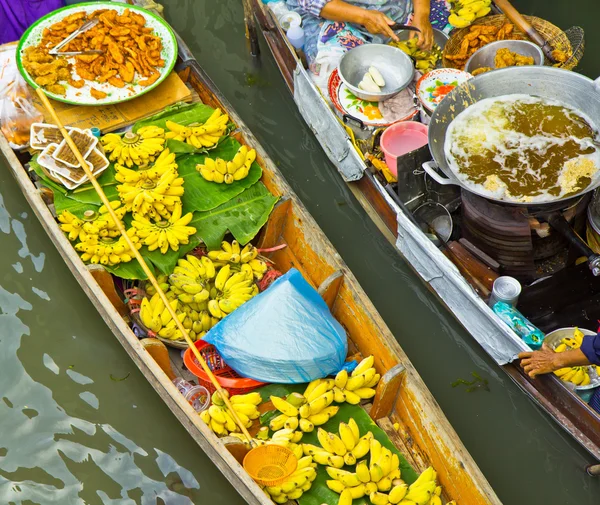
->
(87, 265, 128, 317)
(256, 198, 291, 249)
(377, 416, 425, 472)
(317, 269, 344, 311)
(371, 364, 405, 420)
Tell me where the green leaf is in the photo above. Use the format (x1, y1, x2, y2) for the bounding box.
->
(104, 258, 149, 280)
(133, 102, 221, 131)
(178, 139, 263, 213)
(255, 383, 418, 505)
(191, 182, 278, 250)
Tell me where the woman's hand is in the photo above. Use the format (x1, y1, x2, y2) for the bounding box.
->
(360, 9, 399, 41)
(410, 12, 434, 50)
(518, 343, 561, 378)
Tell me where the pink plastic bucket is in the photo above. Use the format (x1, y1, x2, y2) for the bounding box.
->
(380, 122, 429, 176)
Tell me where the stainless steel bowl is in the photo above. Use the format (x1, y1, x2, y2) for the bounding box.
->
(544, 327, 600, 391)
(393, 28, 450, 51)
(338, 44, 414, 102)
(464, 40, 544, 74)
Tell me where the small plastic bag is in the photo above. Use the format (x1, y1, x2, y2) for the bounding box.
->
(0, 68, 43, 149)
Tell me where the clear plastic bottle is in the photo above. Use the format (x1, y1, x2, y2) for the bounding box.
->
(286, 19, 305, 50)
(172, 377, 210, 412)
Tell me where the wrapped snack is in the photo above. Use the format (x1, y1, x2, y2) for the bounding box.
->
(30, 123, 63, 150)
(87, 148, 110, 174)
(38, 143, 75, 179)
(52, 128, 97, 167)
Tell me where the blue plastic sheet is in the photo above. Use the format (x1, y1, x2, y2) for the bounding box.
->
(205, 269, 348, 383)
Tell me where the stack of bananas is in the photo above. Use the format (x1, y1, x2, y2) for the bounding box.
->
(74, 229, 141, 266)
(139, 292, 181, 336)
(165, 108, 229, 149)
(196, 145, 256, 184)
(59, 201, 127, 243)
(263, 455, 318, 504)
(169, 254, 215, 304)
(114, 149, 178, 184)
(207, 263, 259, 319)
(117, 165, 185, 221)
(448, 0, 491, 28)
(333, 355, 380, 404)
(269, 391, 340, 434)
(199, 391, 261, 436)
(553, 328, 598, 386)
(207, 240, 269, 280)
(389, 39, 442, 73)
(130, 202, 196, 254)
(101, 126, 166, 167)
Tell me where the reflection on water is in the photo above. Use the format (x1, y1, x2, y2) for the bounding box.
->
(0, 160, 245, 504)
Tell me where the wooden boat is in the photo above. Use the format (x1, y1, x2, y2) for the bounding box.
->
(0, 13, 502, 505)
(249, 0, 600, 464)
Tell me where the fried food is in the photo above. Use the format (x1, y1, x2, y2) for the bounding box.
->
(22, 8, 165, 99)
(495, 48, 534, 68)
(471, 66, 492, 76)
(551, 48, 569, 63)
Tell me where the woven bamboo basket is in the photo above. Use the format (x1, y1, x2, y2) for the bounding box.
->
(442, 15, 583, 71)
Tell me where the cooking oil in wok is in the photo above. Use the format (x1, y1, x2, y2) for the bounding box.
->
(444, 94, 600, 203)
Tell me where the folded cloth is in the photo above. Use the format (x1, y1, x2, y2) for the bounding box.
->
(0, 0, 65, 45)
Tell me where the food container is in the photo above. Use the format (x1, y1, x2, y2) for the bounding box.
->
(380, 121, 428, 173)
(488, 276, 521, 307)
(338, 44, 414, 102)
(464, 40, 544, 74)
(413, 201, 453, 244)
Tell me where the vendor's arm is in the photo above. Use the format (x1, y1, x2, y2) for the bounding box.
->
(409, 0, 433, 49)
(518, 339, 597, 378)
(314, 0, 399, 41)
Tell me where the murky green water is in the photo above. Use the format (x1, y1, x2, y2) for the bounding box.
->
(2, 0, 600, 504)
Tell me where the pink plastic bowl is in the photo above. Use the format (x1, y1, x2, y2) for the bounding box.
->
(380, 122, 429, 176)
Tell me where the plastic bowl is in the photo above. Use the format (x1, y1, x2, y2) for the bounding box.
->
(338, 44, 414, 102)
(380, 121, 429, 175)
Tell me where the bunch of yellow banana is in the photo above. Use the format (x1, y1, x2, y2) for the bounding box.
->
(74, 228, 140, 266)
(144, 274, 170, 297)
(207, 263, 258, 319)
(333, 356, 380, 405)
(130, 202, 196, 254)
(166, 254, 216, 304)
(552, 328, 597, 387)
(196, 145, 256, 184)
(199, 391, 262, 436)
(448, 0, 491, 28)
(207, 241, 269, 280)
(313, 419, 366, 465)
(303, 430, 372, 471)
(263, 455, 318, 504)
(165, 109, 229, 149)
(59, 201, 127, 243)
(114, 149, 178, 184)
(269, 389, 339, 436)
(117, 167, 184, 220)
(101, 126, 166, 167)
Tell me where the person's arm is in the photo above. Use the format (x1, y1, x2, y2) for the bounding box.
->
(519, 344, 591, 378)
(410, 0, 433, 49)
(319, 0, 399, 41)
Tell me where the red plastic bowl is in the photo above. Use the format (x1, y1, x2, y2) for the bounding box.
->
(183, 340, 265, 395)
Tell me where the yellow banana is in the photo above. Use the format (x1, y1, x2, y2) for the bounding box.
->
(357, 460, 371, 483)
(269, 414, 289, 431)
(352, 355, 375, 376)
(335, 369, 348, 389)
(339, 422, 357, 451)
(369, 491, 390, 505)
(270, 396, 299, 417)
(326, 468, 361, 487)
(389, 484, 408, 504)
(339, 488, 353, 505)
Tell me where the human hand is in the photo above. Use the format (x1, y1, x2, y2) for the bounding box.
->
(410, 13, 433, 50)
(361, 9, 399, 42)
(518, 343, 560, 378)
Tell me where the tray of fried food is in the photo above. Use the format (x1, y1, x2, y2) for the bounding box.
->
(19, 6, 172, 102)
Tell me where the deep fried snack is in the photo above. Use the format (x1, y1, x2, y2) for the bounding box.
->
(90, 87, 108, 100)
(471, 66, 493, 76)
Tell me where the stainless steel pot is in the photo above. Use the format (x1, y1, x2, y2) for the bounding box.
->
(423, 66, 600, 207)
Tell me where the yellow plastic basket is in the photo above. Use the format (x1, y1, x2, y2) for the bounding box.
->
(243, 445, 298, 486)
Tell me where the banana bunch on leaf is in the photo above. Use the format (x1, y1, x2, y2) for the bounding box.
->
(114, 149, 177, 184)
(229, 427, 305, 462)
(448, 0, 491, 28)
(208, 263, 259, 319)
(130, 202, 196, 254)
(207, 240, 269, 280)
(196, 145, 256, 184)
(389, 39, 442, 73)
(138, 291, 188, 340)
(333, 355, 380, 404)
(199, 391, 261, 436)
(263, 455, 317, 504)
(74, 228, 141, 266)
(305, 420, 367, 467)
(101, 126, 166, 167)
(168, 254, 216, 304)
(165, 108, 229, 149)
(59, 201, 127, 243)
(553, 328, 599, 387)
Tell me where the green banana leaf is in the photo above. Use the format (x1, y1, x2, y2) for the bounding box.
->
(133, 102, 219, 131)
(191, 182, 278, 250)
(256, 383, 418, 505)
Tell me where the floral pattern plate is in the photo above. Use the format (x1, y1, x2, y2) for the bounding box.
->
(328, 68, 417, 127)
(416, 68, 472, 113)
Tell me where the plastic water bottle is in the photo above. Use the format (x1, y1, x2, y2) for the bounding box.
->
(286, 19, 305, 50)
(172, 377, 210, 412)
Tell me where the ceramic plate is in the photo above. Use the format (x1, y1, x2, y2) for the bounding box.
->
(328, 68, 417, 128)
(416, 68, 472, 113)
(16, 2, 177, 106)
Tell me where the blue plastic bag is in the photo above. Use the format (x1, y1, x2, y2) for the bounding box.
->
(204, 269, 348, 383)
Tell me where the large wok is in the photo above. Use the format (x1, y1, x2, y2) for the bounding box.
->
(423, 66, 600, 207)
(423, 66, 600, 275)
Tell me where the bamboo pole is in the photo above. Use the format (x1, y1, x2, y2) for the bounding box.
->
(242, 0, 261, 57)
(35, 88, 255, 445)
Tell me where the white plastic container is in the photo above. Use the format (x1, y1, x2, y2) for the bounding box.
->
(286, 19, 305, 50)
(172, 377, 210, 412)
